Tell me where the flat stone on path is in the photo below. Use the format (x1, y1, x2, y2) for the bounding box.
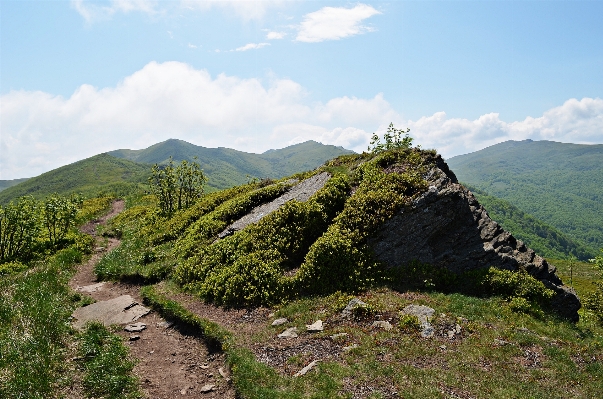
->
(341, 298, 368, 317)
(76, 282, 105, 293)
(71, 295, 150, 330)
(125, 322, 147, 332)
(200, 384, 215, 393)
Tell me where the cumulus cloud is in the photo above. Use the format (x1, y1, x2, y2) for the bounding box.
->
(266, 31, 286, 40)
(235, 42, 270, 51)
(408, 97, 603, 159)
(0, 61, 392, 179)
(2, 61, 602, 179)
(296, 4, 381, 43)
(71, 0, 158, 22)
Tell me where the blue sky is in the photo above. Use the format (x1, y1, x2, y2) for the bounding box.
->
(1, 0, 603, 180)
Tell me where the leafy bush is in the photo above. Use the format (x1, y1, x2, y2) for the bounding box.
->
(0, 196, 40, 262)
(398, 314, 422, 332)
(0, 261, 28, 276)
(368, 122, 414, 153)
(584, 249, 603, 324)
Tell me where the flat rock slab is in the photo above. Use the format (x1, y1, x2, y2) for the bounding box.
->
(306, 320, 324, 332)
(76, 282, 105, 293)
(218, 172, 331, 239)
(278, 327, 299, 338)
(72, 295, 150, 330)
(125, 322, 147, 332)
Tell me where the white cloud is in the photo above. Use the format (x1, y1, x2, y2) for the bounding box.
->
(180, 0, 283, 20)
(409, 97, 603, 159)
(235, 42, 270, 51)
(71, 0, 158, 23)
(296, 4, 381, 43)
(2, 61, 602, 180)
(0, 61, 393, 179)
(266, 31, 286, 40)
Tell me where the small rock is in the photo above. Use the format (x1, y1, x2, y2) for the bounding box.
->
(200, 384, 215, 393)
(294, 360, 319, 377)
(124, 322, 146, 332)
(372, 321, 393, 331)
(278, 327, 298, 338)
(129, 335, 140, 341)
(440, 345, 447, 350)
(455, 323, 462, 334)
(421, 325, 434, 338)
(306, 320, 323, 332)
(271, 317, 288, 326)
(330, 332, 348, 340)
(157, 320, 174, 328)
(342, 344, 358, 352)
(76, 282, 105, 293)
(94, 247, 105, 253)
(199, 364, 209, 369)
(447, 330, 455, 339)
(180, 387, 188, 395)
(494, 338, 511, 346)
(218, 367, 230, 381)
(342, 298, 368, 316)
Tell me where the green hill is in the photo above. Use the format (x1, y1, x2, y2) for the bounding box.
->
(467, 186, 594, 260)
(109, 139, 354, 190)
(447, 140, 603, 257)
(0, 178, 29, 192)
(1, 140, 354, 203)
(0, 154, 149, 203)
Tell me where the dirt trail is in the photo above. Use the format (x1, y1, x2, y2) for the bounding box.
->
(70, 200, 235, 398)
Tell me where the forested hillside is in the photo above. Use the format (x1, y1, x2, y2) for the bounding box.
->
(0, 178, 29, 192)
(448, 140, 603, 256)
(109, 139, 354, 190)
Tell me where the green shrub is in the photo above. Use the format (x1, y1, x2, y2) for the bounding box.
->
(398, 313, 422, 332)
(484, 267, 555, 305)
(0, 261, 28, 276)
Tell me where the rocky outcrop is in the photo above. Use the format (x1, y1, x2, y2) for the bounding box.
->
(218, 172, 331, 239)
(370, 155, 581, 321)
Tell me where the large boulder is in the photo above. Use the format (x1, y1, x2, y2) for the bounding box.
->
(370, 155, 580, 321)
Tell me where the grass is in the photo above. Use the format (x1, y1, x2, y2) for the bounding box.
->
(0, 241, 141, 399)
(76, 322, 140, 399)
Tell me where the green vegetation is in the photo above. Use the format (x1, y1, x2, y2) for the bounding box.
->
(368, 122, 414, 153)
(447, 140, 603, 257)
(149, 157, 207, 215)
(0, 178, 29, 193)
(0, 197, 140, 399)
(77, 322, 140, 399)
(469, 187, 593, 260)
(0, 153, 149, 204)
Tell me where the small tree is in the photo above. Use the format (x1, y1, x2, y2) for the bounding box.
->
(43, 194, 81, 247)
(149, 157, 207, 215)
(0, 196, 40, 262)
(368, 122, 414, 154)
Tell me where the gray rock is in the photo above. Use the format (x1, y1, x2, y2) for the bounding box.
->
(199, 384, 215, 393)
(294, 360, 319, 377)
(71, 295, 150, 330)
(341, 298, 368, 317)
(342, 344, 358, 352)
(372, 321, 393, 331)
(271, 317, 288, 326)
(330, 332, 348, 340)
(306, 320, 323, 332)
(76, 282, 105, 293)
(401, 304, 435, 338)
(278, 327, 298, 338)
(125, 322, 147, 332)
(369, 155, 580, 321)
(218, 173, 331, 239)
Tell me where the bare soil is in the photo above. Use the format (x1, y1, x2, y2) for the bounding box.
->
(69, 200, 235, 398)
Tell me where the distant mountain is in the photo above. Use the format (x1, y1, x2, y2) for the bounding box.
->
(0, 178, 29, 192)
(0, 139, 354, 203)
(109, 139, 355, 190)
(0, 154, 149, 203)
(447, 140, 603, 257)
